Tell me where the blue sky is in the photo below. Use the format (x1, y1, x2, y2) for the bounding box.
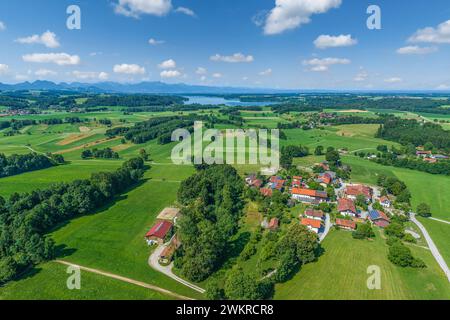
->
(0, 0, 450, 90)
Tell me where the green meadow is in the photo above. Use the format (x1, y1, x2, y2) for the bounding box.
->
(0, 262, 173, 300)
(275, 229, 450, 300)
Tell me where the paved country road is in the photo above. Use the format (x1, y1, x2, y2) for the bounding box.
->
(55, 260, 194, 300)
(319, 213, 331, 243)
(409, 214, 450, 283)
(148, 246, 206, 294)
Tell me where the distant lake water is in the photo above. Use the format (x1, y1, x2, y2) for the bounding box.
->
(183, 96, 276, 107)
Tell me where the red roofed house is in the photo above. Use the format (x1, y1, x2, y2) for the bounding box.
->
(345, 185, 373, 202)
(268, 218, 279, 231)
(416, 150, 432, 157)
(338, 198, 357, 217)
(301, 218, 322, 234)
(379, 196, 391, 208)
(292, 176, 302, 188)
(260, 188, 273, 197)
(292, 188, 328, 204)
(317, 173, 332, 185)
(336, 218, 356, 231)
(159, 235, 181, 265)
(304, 209, 325, 221)
(146, 220, 173, 244)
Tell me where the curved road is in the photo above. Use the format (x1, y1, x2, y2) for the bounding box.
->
(319, 213, 331, 243)
(55, 260, 194, 300)
(148, 245, 205, 294)
(410, 214, 450, 283)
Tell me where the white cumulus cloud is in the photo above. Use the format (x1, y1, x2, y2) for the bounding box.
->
(263, 0, 342, 35)
(210, 53, 254, 63)
(353, 68, 368, 82)
(158, 59, 176, 69)
(113, 63, 146, 74)
(72, 71, 109, 80)
(160, 70, 181, 78)
(16, 31, 60, 48)
(23, 53, 80, 66)
(396, 45, 438, 55)
(212, 73, 223, 78)
(115, 0, 172, 18)
(196, 67, 207, 75)
(303, 57, 350, 72)
(0, 64, 9, 75)
(314, 34, 357, 49)
(149, 38, 165, 45)
(175, 7, 196, 17)
(259, 68, 273, 76)
(409, 20, 450, 44)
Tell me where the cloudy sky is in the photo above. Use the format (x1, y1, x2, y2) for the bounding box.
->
(0, 0, 450, 90)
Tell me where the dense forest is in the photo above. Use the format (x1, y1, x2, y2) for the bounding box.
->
(82, 95, 186, 108)
(0, 158, 146, 284)
(175, 165, 245, 282)
(0, 153, 62, 178)
(376, 117, 450, 151)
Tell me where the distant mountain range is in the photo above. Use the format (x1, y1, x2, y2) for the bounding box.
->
(0, 80, 298, 94)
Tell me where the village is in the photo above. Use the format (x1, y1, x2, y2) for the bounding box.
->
(143, 159, 397, 271)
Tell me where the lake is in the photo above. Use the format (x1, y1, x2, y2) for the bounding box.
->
(183, 96, 276, 107)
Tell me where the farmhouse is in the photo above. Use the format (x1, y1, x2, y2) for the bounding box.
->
(260, 188, 273, 197)
(157, 207, 181, 224)
(345, 184, 373, 202)
(159, 235, 181, 265)
(292, 188, 328, 204)
(268, 218, 279, 231)
(292, 176, 302, 188)
(146, 220, 173, 244)
(379, 196, 391, 208)
(335, 218, 356, 231)
(338, 198, 357, 217)
(304, 208, 325, 221)
(269, 176, 286, 191)
(369, 209, 390, 228)
(245, 174, 263, 188)
(301, 218, 321, 234)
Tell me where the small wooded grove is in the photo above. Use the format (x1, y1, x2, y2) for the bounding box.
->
(174, 165, 245, 282)
(0, 158, 146, 284)
(0, 153, 62, 178)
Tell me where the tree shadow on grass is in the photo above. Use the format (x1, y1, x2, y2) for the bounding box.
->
(54, 244, 77, 259)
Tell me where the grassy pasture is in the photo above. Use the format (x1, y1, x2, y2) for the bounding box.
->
(274, 230, 450, 300)
(0, 262, 172, 300)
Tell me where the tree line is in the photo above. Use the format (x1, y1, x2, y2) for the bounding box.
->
(0, 153, 63, 178)
(0, 158, 146, 284)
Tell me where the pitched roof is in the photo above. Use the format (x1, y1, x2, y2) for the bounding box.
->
(304, 209, 324, 219)
(157, 207, 180, 221)
(338, 198, 357, 213)
(369, 209, 390, 222)
(336, 218, 356, 230)
(146, 220, 173, 239)
(318, 173, 332, 185)
(292, 188, 328, 198)
(346, 185, 372, 198)
(260, 188, 273, 197)
(379, 196, 390, 203)
(268, 218, 279, 230)
(301, 218, 322, 229)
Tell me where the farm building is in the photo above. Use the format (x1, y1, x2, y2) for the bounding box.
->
(304, 209, 325, 221)
(292, 188, 328, 204)
(301, 218, 321, 234)
(157, 207, 181, 223)
(369, 210, 390, 228)
(146, 220, 173, 244)
(379, 196, 391, 208)
(338, 198, 357, 217)
(260, 188, 273, 197)
(336, 219, 356, 231)
(268, 218, 279, 231)
(345, 184, 373, 202)
(159, 235, 181, 265)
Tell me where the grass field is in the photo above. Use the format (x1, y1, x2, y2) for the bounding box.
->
(418, 218, 450, 266)
(0, 262, 172, 300)
(274, 230, 450, 300)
